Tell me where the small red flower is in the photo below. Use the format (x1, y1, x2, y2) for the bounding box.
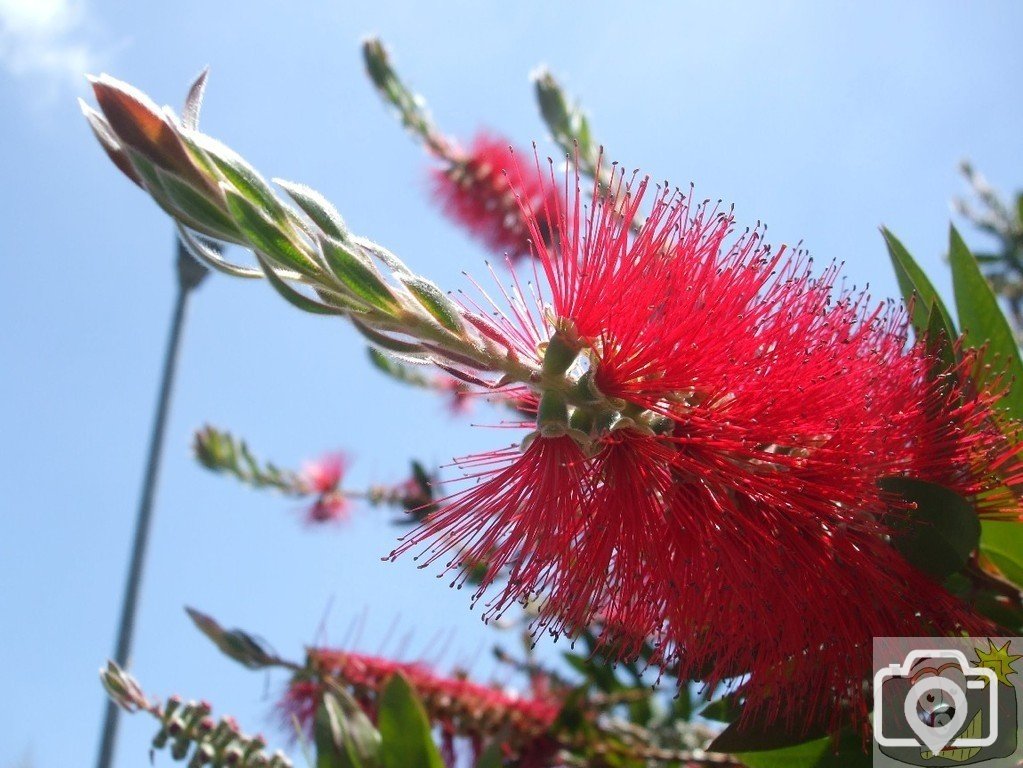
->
(430, 133, 559, 262)
(299, 453, 349, 524)
(397, 164, 1023, 732)
(278, 648, 561, 766)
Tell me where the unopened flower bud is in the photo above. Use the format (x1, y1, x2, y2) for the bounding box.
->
(170, 736, 190, 760)
(188, 744, 214, 768)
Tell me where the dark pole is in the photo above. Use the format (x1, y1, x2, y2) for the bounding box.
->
(94, 239, 210, 768)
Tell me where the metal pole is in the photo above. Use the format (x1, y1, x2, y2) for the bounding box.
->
(95, 239, 209, 768)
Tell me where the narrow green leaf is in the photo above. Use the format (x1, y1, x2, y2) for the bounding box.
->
(353, 319, 425, 354)
(882, 227, 956, 339)
(314, 696, 361, 768)
(949, 225, 1023, 420)
(276, 179, 349, 240)
(156, 167, 240, 240)
(185, 607, 275, 669)
(924, 300, 956, 374)
(367, 348, 430, 386)
(224, 188, 320, 277)
(254, 253, 345, 316)
(177, 224, 264, 279)
(313, 286, 373, 315)
(399, 275, 464, 333)
(879, 476, 980, 578)
(377, 674, 445, 768)
(126, 149, 214, 235)
(315, 688, 382, 768)
(321, 237, 400, 314)
(199, 134, 289, 222)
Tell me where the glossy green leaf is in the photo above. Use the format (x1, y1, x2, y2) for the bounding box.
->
(882, 227, 957, 339)
(321, 237, 400, 315)
(879, 476, 979, 578)
(315, 689, 382, 768)
(709, 715, 828, 754)
(736, 728, 870, 768)
(276, 179, 349, 241)
(399, 275, 464, 333)
(982, 521, 1023, 588)
(699, 694, 741, 723)
(377, 674, 445, 768)
(949, 225, 1023, 420)
(225, 189, 320, 277)
(734, 737, 831, 768)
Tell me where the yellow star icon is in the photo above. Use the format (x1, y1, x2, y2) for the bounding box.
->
(974, 639, 1022, 687)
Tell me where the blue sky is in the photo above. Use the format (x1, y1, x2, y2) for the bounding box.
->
(2, 2, 1023, 766)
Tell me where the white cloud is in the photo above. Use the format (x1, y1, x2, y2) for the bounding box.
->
(0, 0, 98, 90)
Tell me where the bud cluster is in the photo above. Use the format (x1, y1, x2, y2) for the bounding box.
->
(100, 662, 291, 768)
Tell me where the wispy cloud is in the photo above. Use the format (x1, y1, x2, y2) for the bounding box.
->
(0, 0, 99, 92)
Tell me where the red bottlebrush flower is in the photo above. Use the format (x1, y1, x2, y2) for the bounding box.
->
(298, 453, 350, 524)
(431, 133, 559, 262)
(278, 649, 561, 766)
(396, 163, 1023, 732)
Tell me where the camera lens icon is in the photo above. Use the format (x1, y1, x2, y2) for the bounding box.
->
(917, 691, 954, 728)
(904, 675, 969, 754)
(914, 665, 966, 730)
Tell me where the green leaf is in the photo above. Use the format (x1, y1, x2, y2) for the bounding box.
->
(126, 149, 222, 237)
(879, 476, 979, 578)
(949, 225, 1023, 420)
(734, 737, 831, 768)
(398, 275, 464, 333)
(882, 227, 956, 339)
(924, 300, 956, 373)
(224, 188, 320, 276)
(276, 179, 349, 240)
(376, 674, 445, 768)
(699, 694, 742, 723)
(315, 689, 382, 768)
(320, 237, 400, 315)
(353, 319, 426, 355)
(367, 347, 431, 387)
(253, 253, 346, 316)
(185, 607, 275, 669)
(156, 167, 240, 240)
(736, 728, 870, 768)
(200, 134, 289, 222)
(982, 521, 1023, 588)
